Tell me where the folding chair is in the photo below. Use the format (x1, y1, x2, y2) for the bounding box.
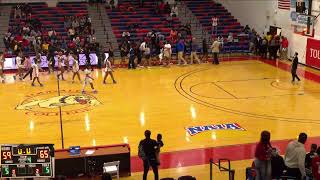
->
(103, 161, 120, 180)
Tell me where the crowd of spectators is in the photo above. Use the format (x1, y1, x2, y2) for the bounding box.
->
(251, 131, 320, 180)
(2, 2, 291, 74)
(244, 25, 289, 61)
(2, 3, 103, 71)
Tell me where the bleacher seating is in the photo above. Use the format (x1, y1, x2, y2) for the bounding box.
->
(106, 0, 181, 45)
(8, 2, 88, 40)
(182, 0, 249, 53)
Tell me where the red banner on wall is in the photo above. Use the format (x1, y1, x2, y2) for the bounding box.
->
(306, 38, 320, 69)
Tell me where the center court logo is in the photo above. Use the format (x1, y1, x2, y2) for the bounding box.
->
(186, 123, 245, 136)
(15, 90, 101, 116)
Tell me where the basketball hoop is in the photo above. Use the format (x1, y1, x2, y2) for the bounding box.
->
(291, 14, 315, 37)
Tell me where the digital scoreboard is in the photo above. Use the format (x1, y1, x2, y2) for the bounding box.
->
(0, 144, 54, 178)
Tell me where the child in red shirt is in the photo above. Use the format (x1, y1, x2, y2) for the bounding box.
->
(312, 147, 320, 180)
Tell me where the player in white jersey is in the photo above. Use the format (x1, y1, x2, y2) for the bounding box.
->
(82, 66, 97, 94)
(163, 41, 172, 67)
(65, 51, 72, 72)
(15, 53, 24, 80)
(0, 52, 4, 83)
(103, 54, 116, 84)
(71, 54, 81, 83)
(57, 51, 65, 80)
(31, 59, 43, 87)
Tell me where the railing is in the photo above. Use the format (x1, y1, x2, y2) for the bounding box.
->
(94, 2, 109, 42)
(209, 158, 235, 180)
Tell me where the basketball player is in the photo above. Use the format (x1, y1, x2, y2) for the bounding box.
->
(108, 45, 115, 66)
(291, 52, 300, 83)
(57, 51, 65, 80)
(0, 51, 4, 83)
(22, 55, 32, 80)
(82, 66, 97, 94)
(163, 41, 172, 67)
(103, 55, 116, 84)
(71, 53, 81, 83)
(65, 51, 71, 72)
(15, 53, 24, 80)
(31, 60, 43, 87)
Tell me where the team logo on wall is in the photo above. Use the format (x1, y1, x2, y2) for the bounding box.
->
(15, 90, 101, 116)
(186, 123, 245, 136)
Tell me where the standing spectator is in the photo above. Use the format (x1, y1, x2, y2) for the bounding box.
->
(271, 148, 286, 179)
(156, 134, 164, 165)
(128, 43, 136, 69)
(211, 16, 218, 36)
(227, 33, 233, 53)
(0, 51, 4, 83)
(163, 41, 172, 67)
(291, 52, 301, 83)
(312, 147, 320, 180)
(260, 37, 268, 59)
(177, 39, 187, 65)
(284, 132, 308, 180)
(211, 38, 220, 65)
(269, 36, 277, 60)
(14, 5, 22, 19)
(138, 130, 159, 180)
(280, 36, 289, 60)
(254, 130, 272, 180)
(202, 38, 208, 62)
(305, 144, 317, 174)
(190, 38, 201, 64)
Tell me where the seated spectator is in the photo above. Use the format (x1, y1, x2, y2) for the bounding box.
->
(42, 41, 49, 54)
(72, 18, 80, 31)
(271, 148, 285, 179)
(158, 1, 165, 14)
(284, 133, 308, 180)
(306, 144, 317, 176)
(227, 33, 233, 44)
(243, 25, 250, 34)
(312, 147, 320, 180)
(122, 31, 131, 41)
(170, 29, 177, 43)
(164, 2, 171, 14)
(170, 4, 178, 17)
(68, 28, 76, 40)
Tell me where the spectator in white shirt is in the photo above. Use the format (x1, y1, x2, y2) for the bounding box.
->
(170, 4, 178, 17)
(211, 16, 218, 36)
(211, 38, 220, 65)
(284, 133, 308, 180)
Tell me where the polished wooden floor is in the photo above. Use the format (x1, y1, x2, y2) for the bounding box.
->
(1, 58, 320, 179)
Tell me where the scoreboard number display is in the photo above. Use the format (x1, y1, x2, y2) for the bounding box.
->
(0, 144, 54, 178)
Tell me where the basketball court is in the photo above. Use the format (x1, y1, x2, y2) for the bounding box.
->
(1, 57, 320, 179)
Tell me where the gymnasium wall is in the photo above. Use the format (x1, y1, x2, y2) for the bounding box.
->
(216, 0, 320, 65)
